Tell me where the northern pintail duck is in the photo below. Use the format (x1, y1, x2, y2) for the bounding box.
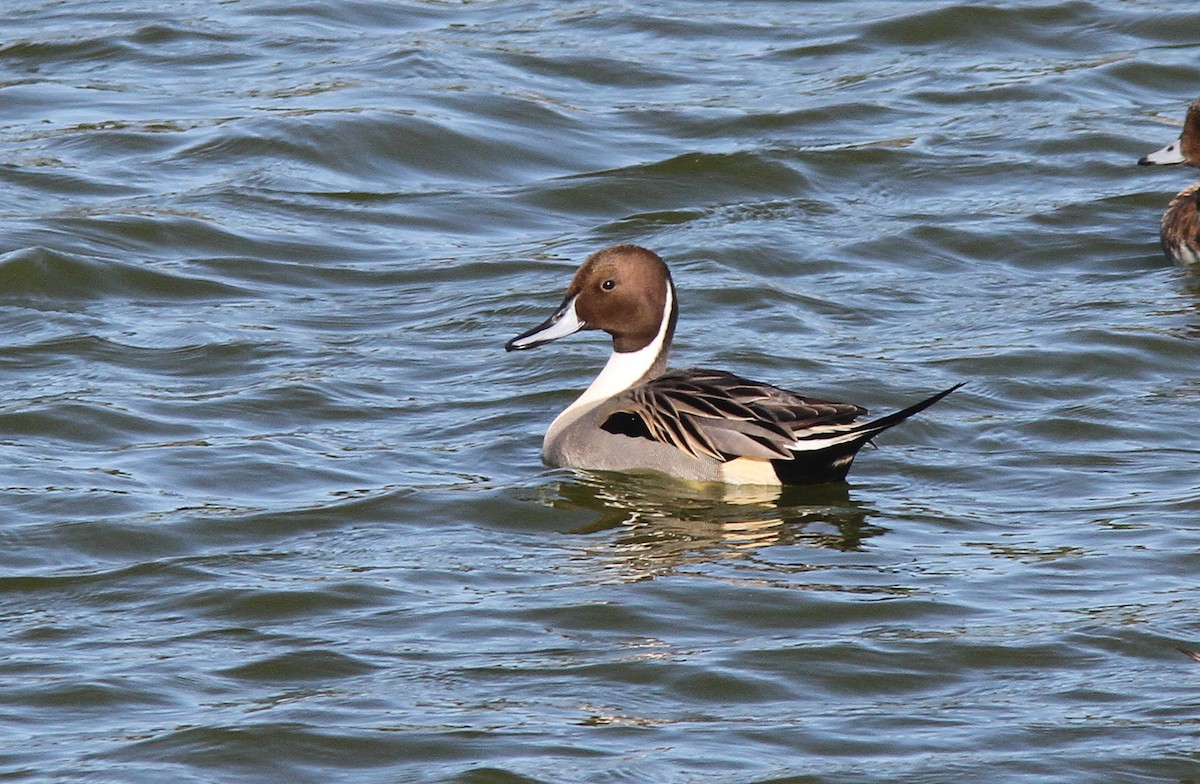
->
(1139, 99, 1200, 264)
(506, 244, 960, 486)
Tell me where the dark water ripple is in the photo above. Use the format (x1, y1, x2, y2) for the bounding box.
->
(2, 1, 1200, 782)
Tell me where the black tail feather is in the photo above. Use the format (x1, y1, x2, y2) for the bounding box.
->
(771, 382, 963, 485)
(857, 382, 965, 441)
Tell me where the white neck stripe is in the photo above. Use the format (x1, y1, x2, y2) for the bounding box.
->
(547, 283, 673, 434)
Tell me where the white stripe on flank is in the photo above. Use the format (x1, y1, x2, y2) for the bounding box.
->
(787, 425, 873, 452)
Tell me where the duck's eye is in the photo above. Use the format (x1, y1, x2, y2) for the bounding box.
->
(601, 279, 616, 291)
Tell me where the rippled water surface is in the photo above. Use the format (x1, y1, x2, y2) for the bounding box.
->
(4, 1, 1200, 782)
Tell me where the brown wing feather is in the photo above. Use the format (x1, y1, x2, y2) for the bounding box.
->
(1162, 183, 1200, 260)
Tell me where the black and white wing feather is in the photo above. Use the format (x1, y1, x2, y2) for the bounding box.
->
(599, 368, 962, 464)
(598, 368, 868, 462)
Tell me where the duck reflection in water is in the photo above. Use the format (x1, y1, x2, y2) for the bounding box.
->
(546, 471, 881, 579)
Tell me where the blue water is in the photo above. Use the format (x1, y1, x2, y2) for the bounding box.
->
(2, 1, 1200, 782)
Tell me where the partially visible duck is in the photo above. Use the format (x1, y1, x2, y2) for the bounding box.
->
(505, 244, 960, 486)
(1139, 99, 1200, 264)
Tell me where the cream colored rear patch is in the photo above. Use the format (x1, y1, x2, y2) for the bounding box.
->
(720, 457, 782, 486)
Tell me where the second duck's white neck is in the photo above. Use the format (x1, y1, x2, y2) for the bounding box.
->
(547, 283, 674, 438)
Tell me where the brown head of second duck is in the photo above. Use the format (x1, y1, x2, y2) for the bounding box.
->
(506, 244, 960, 486)
(1139, 99, 1200, 265)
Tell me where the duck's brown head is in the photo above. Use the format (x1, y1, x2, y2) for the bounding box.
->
(506, 244, 677, 354)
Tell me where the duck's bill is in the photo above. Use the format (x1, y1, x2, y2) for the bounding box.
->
(506, 295, 585, 351)
(1139, 138, 1186, 166)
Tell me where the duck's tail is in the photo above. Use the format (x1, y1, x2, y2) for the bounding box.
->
(773, 382, 964, 484)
